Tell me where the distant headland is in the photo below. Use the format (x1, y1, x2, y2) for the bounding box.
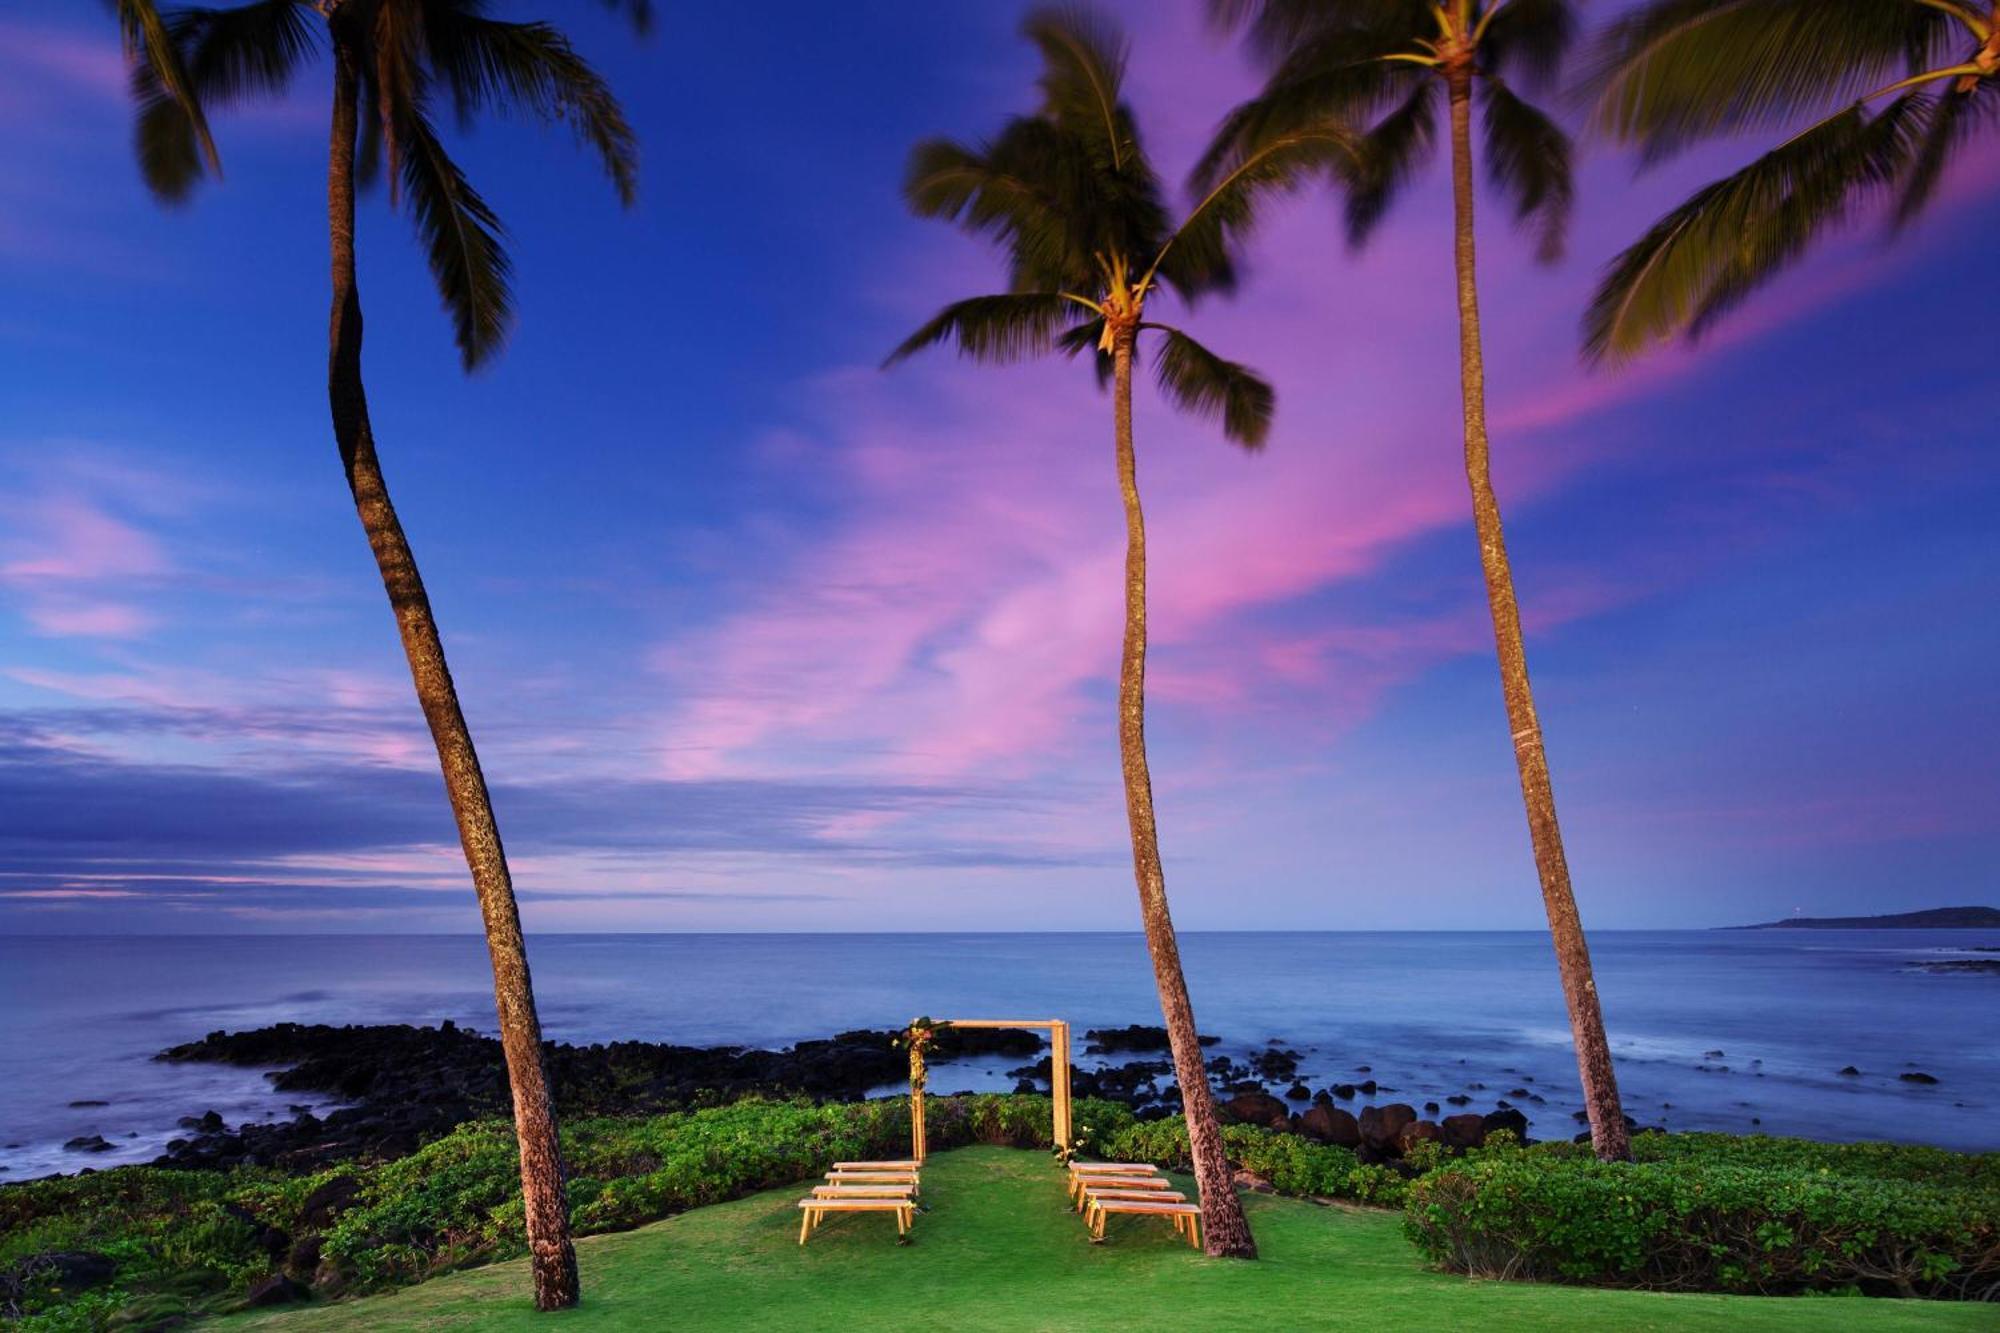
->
(1725, 906, 2000, 930)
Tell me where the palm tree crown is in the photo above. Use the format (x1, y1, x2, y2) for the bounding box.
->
(1200, 0, 1578, 260)
(132, 0, 642, 369)
(887, 5, 1361, 444)
(1582, 0, 2000, 363)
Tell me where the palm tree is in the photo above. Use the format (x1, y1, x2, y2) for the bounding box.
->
(127, 0, 645, 1309)
(1202, 0, 1633, 1161)
(887, 4, 1353, 1258)
(1582, 0, 2000, 362)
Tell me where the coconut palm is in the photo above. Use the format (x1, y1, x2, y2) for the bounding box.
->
(888, 4, 1354, 1258)
(127, 0, 645, 1309)
(1582, 0, 2000, 362)
(1202, 0, 1633, 1161)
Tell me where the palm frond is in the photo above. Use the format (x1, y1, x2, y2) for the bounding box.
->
(130, 0, 315, 202)
(1891, 81, 1995, 230)
(1481, 77, 1572, 263)
(1163, 122, 1362, 297)
(904, 128, 1088, 293)
(1057, 316, 1114, 387)
(371, 0, 425, 203)
(1193, 22, 1413, 190)
(1145, 323, 1273, 448)
(883, 293, 1085, 368)
(1478, 0, 1577, 92)
(114, 0, 219, 174)
(1022, 4, 1135, 172)
(397, 97, 515, 369)
(1203, 0, 1321, 57)
(1582, 94, 1925, 363)
(424, 12, 639, 205)
(1343, 80, 1438, 247)
(1208, 0, 1433, 65)
(1583, 0, 1957, 162)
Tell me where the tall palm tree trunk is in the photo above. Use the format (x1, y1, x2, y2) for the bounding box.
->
(327, 37, 581, 1307)
(1110, 329, 1257, 1257)
(1445, 71, 1630, 1163)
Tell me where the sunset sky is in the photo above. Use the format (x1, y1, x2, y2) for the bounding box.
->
(1, 1, 1993, 934)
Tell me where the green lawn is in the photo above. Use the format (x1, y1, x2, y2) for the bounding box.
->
(225, 1147, 1996, 1332)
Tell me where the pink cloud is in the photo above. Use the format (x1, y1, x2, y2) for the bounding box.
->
(0, 491, 172, 639)
(23, 601, 156, 637)
(0, 22, 126, 113)
(1, 495, 167, 583)
(640, 7, 2000, 804)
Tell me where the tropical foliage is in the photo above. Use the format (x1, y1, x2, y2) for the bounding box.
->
(129, 0, 639, 368)
(1583, 0, 2000, 362)
(884, 2, 1333, 441)
(1407, 1134, 2000, 1298)
(9, 1098, 1995, 1326)
(1199, 0, 1578, 258)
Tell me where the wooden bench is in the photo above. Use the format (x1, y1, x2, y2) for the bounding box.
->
(1069, 1162, 1159, 1174)
(1081, 1187, 1186, 1206)
(1068, 1174, 1170, 1207)
(1085, 1197, 1202, 1248)
(812, 1184, 914, 1198)
(833, 1160, 918, 1170)
(797, 1196, 914, 1243)
(825, 1170, 919, 1196)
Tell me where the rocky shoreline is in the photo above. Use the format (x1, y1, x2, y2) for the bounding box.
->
(137, 1021, 1036, 1171)
(0, 1016, 1608, 1176)
(89, 1021, 1659, 1178)
(14, 1017, 1964, 1182)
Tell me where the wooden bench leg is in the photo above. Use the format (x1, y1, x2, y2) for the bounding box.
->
(799, 1210, 811, 1245)
(1188, 1212, 1201, 1250)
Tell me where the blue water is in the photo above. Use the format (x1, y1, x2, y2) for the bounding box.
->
(2, 930, 1995, 1179)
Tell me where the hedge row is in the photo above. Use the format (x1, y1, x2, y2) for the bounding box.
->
(1404, 1140, 2000, 1300)
(1092, 1117, 1412, 1207)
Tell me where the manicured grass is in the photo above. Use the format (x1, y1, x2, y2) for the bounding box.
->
(226, 1147, 1995, 1331)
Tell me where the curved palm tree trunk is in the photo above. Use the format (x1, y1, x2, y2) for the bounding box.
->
(327, 38, 581, 1307)
(1445, 72, 1630, 1163)
(1110, 330, 1257, 1257)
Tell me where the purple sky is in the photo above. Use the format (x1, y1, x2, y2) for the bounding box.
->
(0, 2, 1994, 933)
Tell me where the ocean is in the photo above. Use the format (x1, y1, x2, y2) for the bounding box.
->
(2, 929, 1995, 1180)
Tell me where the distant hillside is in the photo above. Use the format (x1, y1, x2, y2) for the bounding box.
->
(1727, 906, 2000, 930)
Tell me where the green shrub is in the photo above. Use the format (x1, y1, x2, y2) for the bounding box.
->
(1093, 1119, 1411, 1207)
(1404, 1141, 2000, 1299)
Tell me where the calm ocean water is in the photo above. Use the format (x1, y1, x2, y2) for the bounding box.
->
(2, 930, 1995, 1179)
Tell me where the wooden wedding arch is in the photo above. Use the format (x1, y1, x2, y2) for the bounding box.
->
(906, 1018, 1072, 1162)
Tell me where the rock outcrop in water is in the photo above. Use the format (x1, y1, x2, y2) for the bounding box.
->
(151, 1021, 1037, 1171)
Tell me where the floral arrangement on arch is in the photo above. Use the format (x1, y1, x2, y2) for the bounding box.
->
(895, 1016, 941, 1094)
